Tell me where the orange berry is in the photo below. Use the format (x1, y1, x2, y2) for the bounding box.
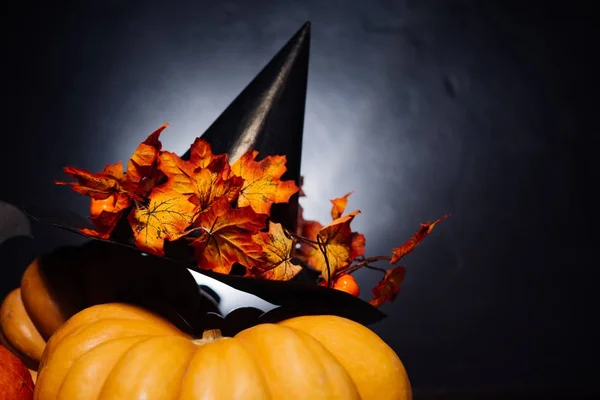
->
(332, 274, 360, 297)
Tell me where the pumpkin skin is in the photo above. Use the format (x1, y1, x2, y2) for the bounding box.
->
(0, 288, 47, 367)
(0, 243, 214, 370)
(0, 343, 35, 400)
(35, 303, 411, 400)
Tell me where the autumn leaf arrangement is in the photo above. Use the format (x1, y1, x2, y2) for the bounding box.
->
(56, 124, 448, 308)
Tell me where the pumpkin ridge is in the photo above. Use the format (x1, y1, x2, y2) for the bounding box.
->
(46, 316, 184, 357)
(290, 327, 360, 398)
(52, 303, 179, 339)
(39, 318, 184, 392)
(98, 335, 196, 398)
(96, 335, 161, 398)
(234, 323, 360, 399)
(228, 335, 274, 400)
(233, 323, 277, 398)
(43, 319, 118, 359)
(179, 333, 274, 399)
(280, 315, 412, 400)
(0, 324, 39, 370)
(56, 335, 150, 399)
(0, 288, 46, 362)
(173, 334, 207, 400)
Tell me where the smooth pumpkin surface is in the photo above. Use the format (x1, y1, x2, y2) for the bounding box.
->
(0, 288, 46, 364)
(35, 303, 411, 400)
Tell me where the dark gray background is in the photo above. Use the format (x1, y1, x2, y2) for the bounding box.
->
(1, 0, 597, 396)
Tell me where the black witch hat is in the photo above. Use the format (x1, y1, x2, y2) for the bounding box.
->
(21, 22, 386, 327)
(184, 22, 310, 234)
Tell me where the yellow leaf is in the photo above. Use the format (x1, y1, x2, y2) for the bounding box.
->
(252, 222, 302, 281)
(127, 184, 198, 256)
(307, 210, 361, 282)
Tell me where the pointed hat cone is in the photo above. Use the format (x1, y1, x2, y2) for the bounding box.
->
(183, 22, 311, 233)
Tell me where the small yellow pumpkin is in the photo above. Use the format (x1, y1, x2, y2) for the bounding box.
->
(35, 303, 411, 400)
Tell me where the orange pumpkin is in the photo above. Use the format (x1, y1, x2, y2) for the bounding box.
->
(34, 302, 411, 400)
(0, 242, 210, 370)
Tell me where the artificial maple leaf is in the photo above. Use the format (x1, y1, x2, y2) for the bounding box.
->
(56, 125, 171, 239)
(81, 193, 131, 239)
(231, 149, 299, 215)
(369, 266, 406, 308)
(306, 210, 361, 283)
(252, 221, 302, 281)
(55, 161, 127, 200)
(127, 184, 198, 256)
(157, 151, 196, 194)
(56, 161, 137, 238)
(124, 123, 168, 196)
(350, 232, 366, 259)
(190, 197, 267, 274)
(391, 214, 449, 264)
(190, 157, 244, 211)
(330, 191, 353, 220)
(56, 124, 169, 202)
(125, 123, 167, 181)
(159, 151, 243, 212)
(187, 137, 219, 169)
(299, 219, 320, 241)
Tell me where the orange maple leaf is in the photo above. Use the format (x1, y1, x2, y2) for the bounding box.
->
(124, 123, 168, 193)
(56, 124, 169, 239)
(81, 193, 132, 239)
(330, 191, 353, 220)
(187, 137, 218, 169)
(190, 197, 267, 274)
(55, 161, 128, 200)
(231, 149, 299, 215)
(350, 232, 366, 259)
(306, 210, 362, 283)
(127, 184, 199, 256)
(369, 266, 406, 307)
(56, 161, 135, 239)
(57, 124, 167, 199)
(159, 146, 243, 212)
(391, 215, 449, 264)
(252, 222, 302, 281)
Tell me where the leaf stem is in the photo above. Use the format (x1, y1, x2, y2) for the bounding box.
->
(339, 255, 391, 276)
(363, 264, 388, 274)
(286, 230, 319, 246)
(317, 235, 332, 287)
